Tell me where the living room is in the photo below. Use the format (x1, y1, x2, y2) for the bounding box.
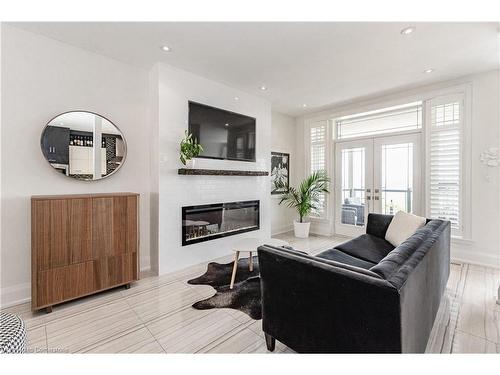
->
(1, 1, 499, 371)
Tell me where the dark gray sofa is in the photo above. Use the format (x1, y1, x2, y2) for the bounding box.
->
(257, 213, 451, 353)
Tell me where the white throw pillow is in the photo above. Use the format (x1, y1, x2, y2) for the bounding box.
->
(385, 211, 426, 247)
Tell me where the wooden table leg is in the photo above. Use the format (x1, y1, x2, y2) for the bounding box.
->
(249, 252, 253, 272)
(230, 251, 240, 289)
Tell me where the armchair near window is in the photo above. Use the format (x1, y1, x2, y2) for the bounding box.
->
(341, 197, 365, 226)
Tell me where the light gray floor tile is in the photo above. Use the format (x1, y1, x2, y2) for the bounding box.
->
(81, 327, 164, 353)
(3, 232, 499, 354)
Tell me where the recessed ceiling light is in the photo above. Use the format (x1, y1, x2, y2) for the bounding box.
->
(424, 68, 434, 74)
(302, 104, 307, 108)
(234, 96, 239, 101)
(161, 45, 172, 52)
(400, 26, 415, 35)
(225, 123, 229, 127)
(260, 86, 267, 91)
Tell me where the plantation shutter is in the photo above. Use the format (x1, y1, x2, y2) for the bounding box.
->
(309, 121, 328, 218)
(428, 96, 463, 233)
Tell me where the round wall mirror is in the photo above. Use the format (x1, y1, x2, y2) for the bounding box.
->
(41, 111, 126, 181)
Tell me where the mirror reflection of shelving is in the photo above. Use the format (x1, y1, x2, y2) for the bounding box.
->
(41, 111, 126, 181)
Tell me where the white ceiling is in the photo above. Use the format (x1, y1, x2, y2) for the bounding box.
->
(10, 22, 499, 116)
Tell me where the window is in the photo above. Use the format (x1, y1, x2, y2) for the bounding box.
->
(310, 124, 326, 172)
(336, 101, 422, 139)
(428, 95, 464, 234)
(308, 120, 328, 218)
(381, 143, 414, 215)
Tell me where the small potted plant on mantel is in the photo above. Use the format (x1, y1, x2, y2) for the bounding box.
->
(180, 130, 203, 168)
(277, 171, 330, 238)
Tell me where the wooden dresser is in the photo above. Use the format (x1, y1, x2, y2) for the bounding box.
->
(31, 193, 139, 312)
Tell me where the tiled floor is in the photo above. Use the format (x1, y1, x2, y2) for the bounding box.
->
(3, 232, 500, 353)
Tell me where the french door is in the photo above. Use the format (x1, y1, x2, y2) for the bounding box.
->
(334, 133, 421, 237)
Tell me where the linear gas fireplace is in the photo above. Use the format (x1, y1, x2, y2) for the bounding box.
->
(182, 200, 259, 246)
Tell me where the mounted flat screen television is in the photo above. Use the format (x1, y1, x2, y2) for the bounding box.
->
(188, 101, 256, 162)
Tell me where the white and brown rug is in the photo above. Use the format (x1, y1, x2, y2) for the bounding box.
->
(187, 258, 262, 320)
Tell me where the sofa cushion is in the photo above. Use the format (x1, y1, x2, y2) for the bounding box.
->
(385, 211, 426, 247)
(366, 213, 394, 239)
(316, 248, 376, 270)
(333, 234, 395, 264)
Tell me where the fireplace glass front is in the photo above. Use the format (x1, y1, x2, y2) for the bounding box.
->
(182, 200, 259, 246)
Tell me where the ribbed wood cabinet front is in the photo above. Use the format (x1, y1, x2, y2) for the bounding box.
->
(31, 193, 139, 312)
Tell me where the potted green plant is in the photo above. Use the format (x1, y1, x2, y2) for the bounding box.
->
(180, 130, 203, 168)
(277, 171, 330, 238)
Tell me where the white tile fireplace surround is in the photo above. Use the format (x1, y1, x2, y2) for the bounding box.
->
(151, 63, 272, 275)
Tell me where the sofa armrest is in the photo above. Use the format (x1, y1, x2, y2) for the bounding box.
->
(366, 213, 393, 238)
(258, 245, 402, 353)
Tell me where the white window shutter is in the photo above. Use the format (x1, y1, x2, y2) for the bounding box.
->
(428, 96, 463, 233)
(308, 121, 328, 218)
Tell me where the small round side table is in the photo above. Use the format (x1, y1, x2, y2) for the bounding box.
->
(230, 237, 289, 289)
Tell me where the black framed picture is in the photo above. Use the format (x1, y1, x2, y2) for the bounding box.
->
(271, 152, 290, 195)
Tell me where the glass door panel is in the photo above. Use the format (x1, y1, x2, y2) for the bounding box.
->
(335, 140, 373, 237)
(381, 143, 413, 214)
(334, 134, 421, 237)
(373, 134, 421, 216)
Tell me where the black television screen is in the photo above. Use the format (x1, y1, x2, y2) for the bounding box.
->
(188, 101, 256, 162)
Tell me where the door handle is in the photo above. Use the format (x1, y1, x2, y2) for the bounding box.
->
(374, 189, 379, 193)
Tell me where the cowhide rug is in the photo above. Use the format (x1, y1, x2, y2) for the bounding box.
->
(187, 257, 262, 320)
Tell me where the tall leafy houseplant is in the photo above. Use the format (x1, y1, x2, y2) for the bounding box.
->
(278, 171, 330, 238)
(180, 130, 203, 167)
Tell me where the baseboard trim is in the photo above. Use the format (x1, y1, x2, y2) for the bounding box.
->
(0, 282, 31, 309)
(271, 225, 293, 236)
(310, 229, 334, 237)
(451, 249, 500, 269)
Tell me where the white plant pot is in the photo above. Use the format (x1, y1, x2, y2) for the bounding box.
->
(185, 159, 195, 169)
(293, 220, 311, 238)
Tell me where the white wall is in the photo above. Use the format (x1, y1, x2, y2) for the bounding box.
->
(152, 63, 271, 274)
(453, 70, 500, 267)
(295, 70, 500, 268)
(270, 111, 297, 235)
(0, 25, 152, 307)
